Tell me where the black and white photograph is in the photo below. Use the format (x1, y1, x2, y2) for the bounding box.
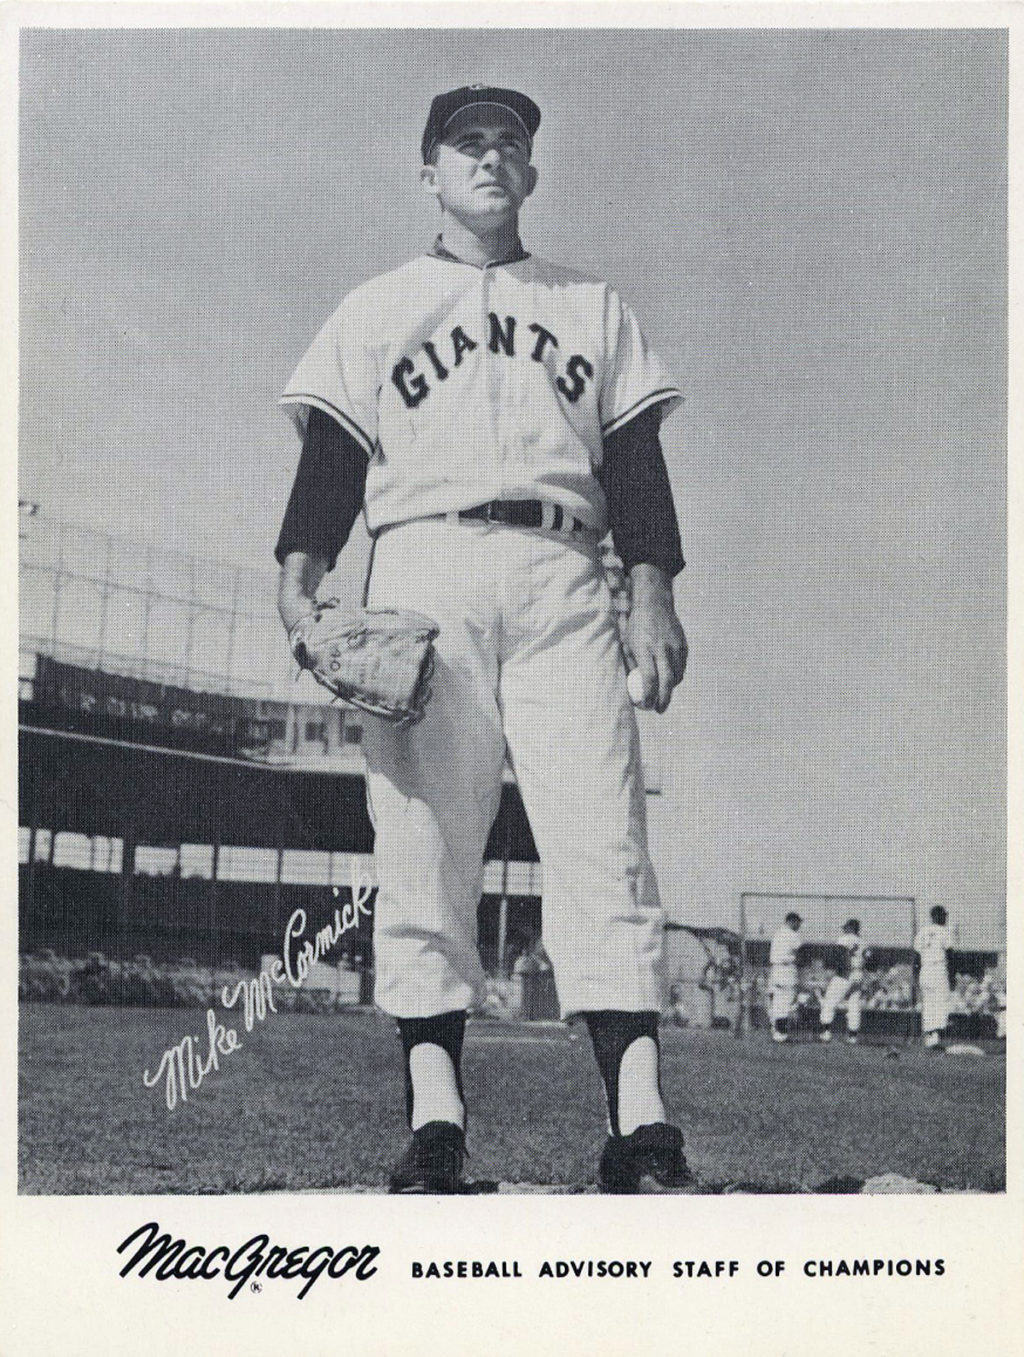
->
(4, 7, 1019, 1353)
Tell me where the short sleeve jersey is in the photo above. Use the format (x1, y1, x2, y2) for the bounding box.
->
(837, 934, 866, 979)
(279, 252, 682, 536)
(914, 924, 950, 984)
(769, 926, 801, 970)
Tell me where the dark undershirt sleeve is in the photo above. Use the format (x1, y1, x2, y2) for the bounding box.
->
(274, 406, 368, 570)
(598, 402, 685, 578)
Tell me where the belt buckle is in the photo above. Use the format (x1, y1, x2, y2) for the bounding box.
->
(485, 501, 502, 524)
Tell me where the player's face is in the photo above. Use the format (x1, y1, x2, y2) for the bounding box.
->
(422, 110, 537, 226)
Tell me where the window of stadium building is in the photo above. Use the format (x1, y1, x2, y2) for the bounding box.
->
(179, 844, 214, 879)
(135, 845, 179, 876)
(91, 837, 120, 872)
(280, 849, 332, 885)
(18, 829, 376, 889)
(217, 846, 278, 882)
(29, 828, 52, 862)
(51, 831, 93, 870)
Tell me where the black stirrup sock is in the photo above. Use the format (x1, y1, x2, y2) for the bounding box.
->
(396, 1010, 467, 1127)
(583, 1010, 660, 1138)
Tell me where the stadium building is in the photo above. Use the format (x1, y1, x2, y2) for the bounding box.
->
(18, 514, 545, 977)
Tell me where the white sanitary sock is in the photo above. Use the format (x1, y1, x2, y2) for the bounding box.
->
(409, 1043, 465, 1131)
(616, 1036, 666, 1136)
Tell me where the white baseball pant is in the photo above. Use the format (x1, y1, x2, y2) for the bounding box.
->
(920, 980, 950, 1034)
(770, 965, 797, 1024)
(362, 518, 664, 1020)
(820, 976, 861, 1032)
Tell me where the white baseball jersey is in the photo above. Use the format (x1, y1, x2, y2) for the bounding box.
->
(280, 252, 682, 535)
(914, 924, 950, 984)
(769, 925, 801, 971)
(841, 934, 867, 979)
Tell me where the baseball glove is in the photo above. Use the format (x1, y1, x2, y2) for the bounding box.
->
(289, 599, 440, 725)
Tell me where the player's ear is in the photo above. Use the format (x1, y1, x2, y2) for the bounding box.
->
(524, 164, 539, 198)
(421, 162, 440, 200)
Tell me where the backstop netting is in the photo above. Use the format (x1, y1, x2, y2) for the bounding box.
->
(739, 892, 918, 952)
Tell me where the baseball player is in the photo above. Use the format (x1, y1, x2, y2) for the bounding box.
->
(914, 906, 952, 1049)
(768, 912, 803, 1043)
(819, 918, 869, 1044)
(275, 86, 690, 1193)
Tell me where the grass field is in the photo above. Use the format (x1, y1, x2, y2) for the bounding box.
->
(18, 1003, 1005, 1194)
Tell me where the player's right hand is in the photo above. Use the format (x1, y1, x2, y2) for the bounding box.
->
(625, 565, 687, 713)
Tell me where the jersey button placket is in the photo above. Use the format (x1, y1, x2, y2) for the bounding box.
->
(481, 262, 504, 498)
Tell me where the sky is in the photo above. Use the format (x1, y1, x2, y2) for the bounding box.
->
(18, 26, 1007, 946)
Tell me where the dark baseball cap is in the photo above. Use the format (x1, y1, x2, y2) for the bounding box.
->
(422, 85, 541, 162)
(785, 911, 802, 925)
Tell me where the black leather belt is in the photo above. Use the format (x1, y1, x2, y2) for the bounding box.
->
(457, 499, 591, 537)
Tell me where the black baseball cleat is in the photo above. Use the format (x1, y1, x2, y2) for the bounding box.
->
(388, 1120, 466, 1194)
(598, 1123, 695, 1194)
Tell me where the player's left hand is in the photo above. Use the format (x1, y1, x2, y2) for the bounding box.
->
(624, 564, 688, 713)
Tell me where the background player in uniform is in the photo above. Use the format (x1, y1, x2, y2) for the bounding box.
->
(819, 918, 869, 1044)
(768, 912, 803, 1043)
(275, 86, 690, 1192)
(914, 906, 952, 1050)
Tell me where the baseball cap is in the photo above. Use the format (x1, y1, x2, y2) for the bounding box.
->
(422, 85, 541, 162)
(785, 911, 802, 925)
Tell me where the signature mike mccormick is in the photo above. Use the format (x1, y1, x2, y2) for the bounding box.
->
(143, 862, 374, 1110)
(117, 1221, 380, 1300)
